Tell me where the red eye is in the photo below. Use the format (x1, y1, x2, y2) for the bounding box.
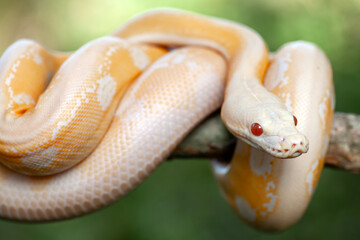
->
(251, 123, 263, 136)
(293, 115, 298, 126)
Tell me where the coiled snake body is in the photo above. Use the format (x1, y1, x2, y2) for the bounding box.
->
(0, 9, 334, 231)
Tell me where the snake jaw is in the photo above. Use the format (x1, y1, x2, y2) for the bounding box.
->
(263, 133, 309, 158)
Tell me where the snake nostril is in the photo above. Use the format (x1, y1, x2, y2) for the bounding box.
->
(277, 150, 282, 153)
(291, 144, 296, 148)
(284, 149, 289, 152)
(300, 141, 303, 146)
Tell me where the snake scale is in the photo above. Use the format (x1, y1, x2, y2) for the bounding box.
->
(0, 9, 334, 231)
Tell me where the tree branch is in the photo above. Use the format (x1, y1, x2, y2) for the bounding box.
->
(170, 112, 360, 174)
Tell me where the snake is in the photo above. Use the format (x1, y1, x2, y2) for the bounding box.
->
(0, 9, 334, 231)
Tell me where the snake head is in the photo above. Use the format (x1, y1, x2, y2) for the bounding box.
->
(224, 103, 309, 159)
(246, 107, 309, 158)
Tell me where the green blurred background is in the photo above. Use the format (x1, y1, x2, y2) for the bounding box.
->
(0, 0, 360, 239)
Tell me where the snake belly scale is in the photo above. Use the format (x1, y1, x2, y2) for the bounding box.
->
(0, 9, 334, 231)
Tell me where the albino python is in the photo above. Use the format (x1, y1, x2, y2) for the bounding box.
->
(0, 9, 334, 231)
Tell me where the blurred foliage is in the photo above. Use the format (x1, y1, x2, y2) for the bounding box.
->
(0, 0, 360, 239)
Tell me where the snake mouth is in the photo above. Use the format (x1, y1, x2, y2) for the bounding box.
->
(263, 133, 309, 159)
(267, 144, 308, 158)
(238, 132, 309, 159)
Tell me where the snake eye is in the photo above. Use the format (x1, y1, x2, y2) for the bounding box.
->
(293, 115, 298, 126)
(251, 123, 263, 136)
